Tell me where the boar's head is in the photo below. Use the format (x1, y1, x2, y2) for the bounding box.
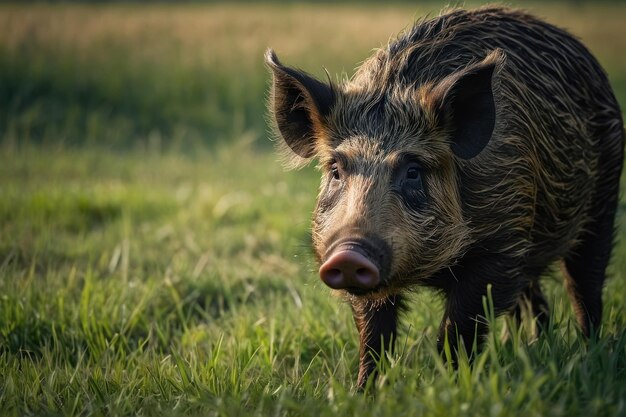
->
(266, 49, 504, 300)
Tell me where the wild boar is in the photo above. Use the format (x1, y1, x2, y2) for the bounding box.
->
(265, 6, 624, 388)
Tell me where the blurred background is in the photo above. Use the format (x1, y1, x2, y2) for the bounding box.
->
(1, 1, 624, 152)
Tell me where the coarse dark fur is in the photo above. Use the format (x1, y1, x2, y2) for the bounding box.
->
(265, 6, 624, 389)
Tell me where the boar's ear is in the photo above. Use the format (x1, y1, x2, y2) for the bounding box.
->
(265, 49, 335, 159)
(425, 50, 504, 160)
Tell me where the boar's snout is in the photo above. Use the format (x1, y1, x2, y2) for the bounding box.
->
(319, 239, 390, 292)
(320, 250, 379, 290)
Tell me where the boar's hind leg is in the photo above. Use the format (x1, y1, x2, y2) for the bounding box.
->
(562, 207, 616, 337)
(562, 130, 622, 338)
(351, 295, 404, 390)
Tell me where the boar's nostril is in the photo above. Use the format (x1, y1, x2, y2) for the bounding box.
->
(319, 250, 380, 290)
(321, 268, 344, 288)
(355, 268, 377, 287)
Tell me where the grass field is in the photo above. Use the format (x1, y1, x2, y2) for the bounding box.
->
(1, 2, 625, 416)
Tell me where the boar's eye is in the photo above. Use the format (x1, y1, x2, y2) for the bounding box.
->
(404, 162, 422, 183)
(396, 161, 426, 210)
(406, 164, 420, 180)
(330, 162, 341, 181)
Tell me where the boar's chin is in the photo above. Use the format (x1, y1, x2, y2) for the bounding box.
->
(343, 286, 383, 297)
(338, 284, 402, 302)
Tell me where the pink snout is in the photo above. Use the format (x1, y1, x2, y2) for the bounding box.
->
(319, 250, 380, 290)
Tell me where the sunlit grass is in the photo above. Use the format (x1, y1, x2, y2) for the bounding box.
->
(0, 143, 625, 416)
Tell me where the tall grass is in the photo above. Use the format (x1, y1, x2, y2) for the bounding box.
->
(1, 143, 625, 416)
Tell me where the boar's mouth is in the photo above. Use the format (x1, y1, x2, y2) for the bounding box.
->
(319, 237, 392, 295)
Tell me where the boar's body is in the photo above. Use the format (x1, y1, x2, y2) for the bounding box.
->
(266, 6, 624, 389)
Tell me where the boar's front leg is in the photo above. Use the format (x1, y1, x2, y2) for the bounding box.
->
(436, 257, 526, 360)
(351, 294, 403, 389)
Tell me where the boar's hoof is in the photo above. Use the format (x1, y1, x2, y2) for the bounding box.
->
(320, 250, 380, 290)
